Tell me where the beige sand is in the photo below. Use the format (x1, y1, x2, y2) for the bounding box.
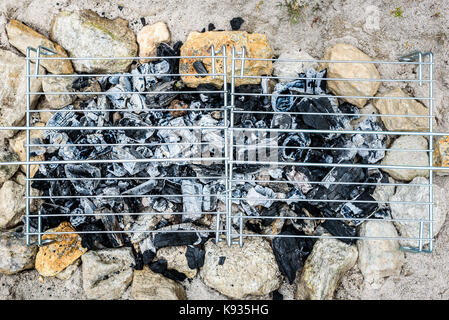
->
(1, 0, 448, 300)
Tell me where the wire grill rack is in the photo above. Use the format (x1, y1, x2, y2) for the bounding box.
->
(0, 44, 447, 253)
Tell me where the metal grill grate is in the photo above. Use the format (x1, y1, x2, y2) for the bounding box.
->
(0, 45, 447, 253)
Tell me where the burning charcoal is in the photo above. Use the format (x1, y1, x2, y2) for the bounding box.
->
(260, 201, 283, 226)
(339, 191, 378, 226)
(352, 116, 387, 164)
(72, 76, 90, 90)
(230, 17, 245, 30)
(111, 147, 148, 175)
(64, 163, 101, 195)
(123, 179, 159, 195)
(98, 213, 125, 248)
(181, 180, 203, 221)
(281, 133, 311, 161)
(321, 208, 357, 245)
(185, 245, 205, 269)
(131, 67, 145, 92)
(77, 220, 112, 250)
(272, 225, 315, 284)
(157, 42, 181, 78)
(246, 185, 277, 208)
(70, 208, 87, 228)
(153, 232, 200, 249)
(193, 60, 208, 77)
(286, 167, 313, 194)
(271, 69, 326, 112)
(127, 93, 146, 114)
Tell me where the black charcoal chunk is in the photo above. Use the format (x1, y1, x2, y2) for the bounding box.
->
(321, 209, 357, 245)
(339, 191, 378, 226)
(272, 225, 315, 284)
(150, 259, 187, 282)
(153, 232, 201, 249)
(64, 163, 101, 195)
(208, 23, 216, 31)
(218, 256, 226, 265)
(272, 290, 283, 300)
(230, 17, 244, 30)
(185, 245, 205, 269)
(352, 116, 387, 164)
(193, 60, 208, 77)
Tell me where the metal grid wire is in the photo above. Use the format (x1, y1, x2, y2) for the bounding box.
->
(0, 44, 447, 253)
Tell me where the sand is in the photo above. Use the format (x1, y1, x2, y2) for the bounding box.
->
(1, 0, 448, 300)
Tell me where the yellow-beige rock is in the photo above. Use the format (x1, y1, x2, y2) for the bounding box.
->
(434, 136, 449, 176)
(200, 237, 282, 299)
(137, 22, 170, 63)
(156, 245, 197, 278)
(295, 238, 358, 300)
(9, 122, 46, 177)
(131, 267, 187, 300)
(50, 10, 138, 73)
(180, 31, 273, 88)
(320, 43, 380, 108)
(6, 19, 74, 74)
(0, 229, 38, 274)
(0, 49, 44, 142)
(35, 221, 87, 277)
(42, 77, 76, 109)
(0, 148, 19, 187)
(373, 88, 429, 131)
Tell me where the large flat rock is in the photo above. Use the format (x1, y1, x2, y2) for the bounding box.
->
(180, 31, 273, 88)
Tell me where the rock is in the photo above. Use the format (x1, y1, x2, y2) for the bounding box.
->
(180, 31, 273, 88)
(273, 48, 318, 81)
(156, 245, 197, 278)
(0, 180, 25, 230)
(168, 99, 188, 118)
(373, 88, 429, 131)
(320, 43, 380, 108)
(50, 10, 138, 73)
(434, 136, 449, 176)
(390, 176, 448, 248)
(6, 19, 74, 74)
(0, 49, 44, 142)
(42, 77, 76, 109)
(381, 135, 429, 181)
(131, 266, 187, 300)
(0, 229, 38, 274)
(357, 221, 404, 286)
(8, 123, 45, 177)
(137, 22, 171, 63)
(125, 213, 161, 244)
(35, 222, 87, 277)
(295, 238, 358, 300)
(81, 247, 135, 300)
(372, 176, 396, 208)
(0, 148, 19, 186)
(200, 237, 282, 299)
(55, 259, 80, 280)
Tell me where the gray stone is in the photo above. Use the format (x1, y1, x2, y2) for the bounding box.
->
(55, 259, 80, 280)
(42, 77, 76, 109)
(0, 180, 25, 230)
(273, 48, 318, 81)
(81, 247, 135, 300)
(295, 238, 358, 300)
(131, 267, 187, 300)
(156, 245, 197, 278)
(0, 49, 44, 142)
(200, 237, 282, 299)
(381, 135, 429, 181)
(390, 176, 448, 248)
(50, 10, 138, 73)
(357, 221, 404, 287)
(0, 148, 19, 187)
(0, 229, 38, 274)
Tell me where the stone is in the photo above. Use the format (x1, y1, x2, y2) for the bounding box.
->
(0, 49, 44, 142)
(180, 31, 273, 88)
(200, 237, 282, 299)
(42, 77, 76, 109)
(273, 48, 318, 81)
(434, 136, 449, 176)
(137, 22, 171, 63)
(50, 10, 138, 73)
(0, 148, 19, 186)
(131, 266, 187, 300)
(0, 180, 25, 230)
(35, 222, 87, 277)
(390, 176, 448, 248)
(0, 229, 38, 274)
(156, 245, 197, 278)
(357, 221, 404, 286)
(8, 123, 45, 177)
(295, 238, 358, 300)
(55, 259, 80, 280)
(320, 43, 380, 108)
(373, 88, 429, 131)
(81, 247, 135, 300)
(381, 135, 429, 181)
(168, 99, 188, 118)
(6, 19, 74, 74)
